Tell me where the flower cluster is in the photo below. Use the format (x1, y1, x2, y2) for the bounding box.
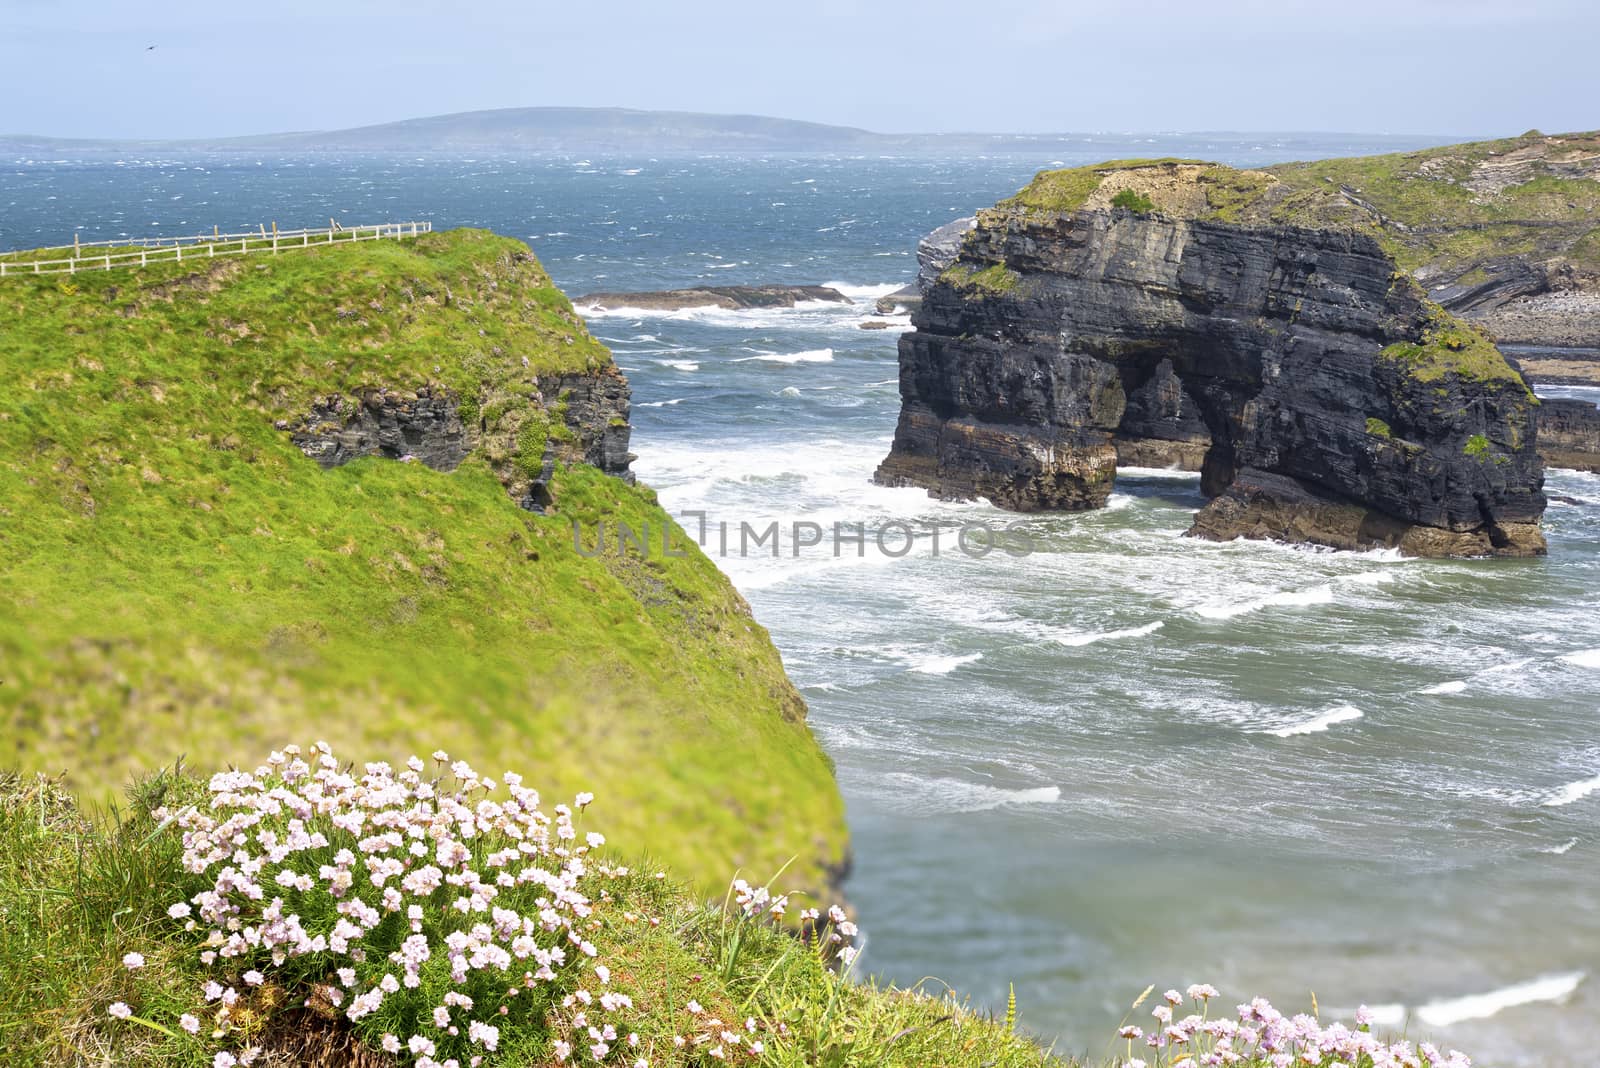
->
(111, 743, 641, 1067)
(1113, 985, 1472, 1068)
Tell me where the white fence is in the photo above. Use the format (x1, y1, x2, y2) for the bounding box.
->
(0, 221, 433, 278)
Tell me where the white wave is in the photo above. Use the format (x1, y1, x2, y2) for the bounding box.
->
(906, 652, 983, 675)
(1419, 680, 1468, 695)
(777, 386, 802, 398)
(1415, 971, 1586, 1027)
(636, 398, 685, 408)
(661, 360, 699, 372)
(1115, 466, 1204, 481)
(881, 774, 1061, 813)
(1267, 704, 1364, 738)
(1482, 656, 1537, 674)
(1054, 621, 1165, 647)
(1346, 570, 1397, 586)
(1541, 838, 1579, 855)
(821, 280, 909, 301)
(1543, 774, 1600, 807)
(734, 348, 835, 365)
(1196, 585, 1335, 620)
(1559, 648, 1600, 669)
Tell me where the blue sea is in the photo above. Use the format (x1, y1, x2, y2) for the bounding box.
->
(5, 136, 1599, 1065)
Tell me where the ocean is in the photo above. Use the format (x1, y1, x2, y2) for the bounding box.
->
(5, 137, 1597, 1065)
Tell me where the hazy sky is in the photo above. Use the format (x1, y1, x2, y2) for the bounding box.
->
(3, 0, 1597, 139)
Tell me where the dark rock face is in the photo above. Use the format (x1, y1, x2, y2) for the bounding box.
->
(292, 387, 473, 470)
(290, 368, 634, 512)
(1113, 359, 1211, 471)
(1537, 397, 1600, 472)
(574, 284, 849, 311)
(876, 206, 1547, 557)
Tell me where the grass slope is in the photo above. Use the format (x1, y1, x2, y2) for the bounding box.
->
(0, 767, 1055, 1068)
(0, 229, 847, 898)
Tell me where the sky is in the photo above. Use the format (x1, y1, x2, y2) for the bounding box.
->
(2, 0, 1597, 139)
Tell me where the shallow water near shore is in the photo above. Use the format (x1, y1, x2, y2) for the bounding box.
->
(5, 138, 1598, 1065)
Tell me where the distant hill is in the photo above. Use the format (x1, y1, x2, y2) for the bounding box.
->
(0, 105, 1467, 157)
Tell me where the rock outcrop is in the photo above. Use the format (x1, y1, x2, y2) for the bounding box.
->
(876, 160, 1548, 557)
(1537, 398, 1600, 472)
(575, 284, 849, 311)
(290, 368, 634, 511)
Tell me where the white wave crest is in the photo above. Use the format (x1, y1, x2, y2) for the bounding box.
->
(1415, 971, 1586, 1027)
(1054, 621, 1165, 647)
(1419, 680, 1468, 695)
(1197, 585, 1335, 620)
(820, 280, 907, 301)
(1559, 648, 1600, 669)
(1267, 704, 1364, 738)
(906, 652, 983, 675)
(636, 398, 685, 408)
(881, 774, 1062, 813)
(1541, 838, 1579, 855)
(1543, 774, 1600, 808)
(734, 348, 835, 365)
(661, 360, 699, 372)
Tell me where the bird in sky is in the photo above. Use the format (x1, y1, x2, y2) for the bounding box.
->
(146, 44, 156, 51)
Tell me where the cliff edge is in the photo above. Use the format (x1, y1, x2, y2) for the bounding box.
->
(0, 229, 848, 896)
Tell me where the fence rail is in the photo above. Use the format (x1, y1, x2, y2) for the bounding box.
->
(0, 221, 433, 279)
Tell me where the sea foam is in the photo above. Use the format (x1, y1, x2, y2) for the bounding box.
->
(1543, 773, 1600, 807)
(1414, 971, 1586, 1027)
(734, 348, 835, 364)
(1197, 585, 1335, 620)
(906, 652, 983, 675)
(1267, 704, 1364, 738)
(1559, 648, 1600, 669)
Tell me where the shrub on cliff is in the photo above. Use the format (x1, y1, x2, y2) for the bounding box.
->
(1110, 189, 1156, 214)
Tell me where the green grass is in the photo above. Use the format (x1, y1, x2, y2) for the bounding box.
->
(1365, 417, 1393, 439)
(1377, 301, 1529, 391)
(989, 130, 1600, 280)
(0, 229, 847, 900)
(0, 769, 1060, 1068)
(1464, 434, 1491, 457)
(940, 263, 1022, 294)
(1109, 189, 1155, 214)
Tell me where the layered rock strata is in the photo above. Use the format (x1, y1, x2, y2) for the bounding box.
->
(876, 161, 1547, 557)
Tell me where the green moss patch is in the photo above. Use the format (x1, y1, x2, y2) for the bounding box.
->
(1378, 303, 1528, 391)
(941, 262, 1022, 293)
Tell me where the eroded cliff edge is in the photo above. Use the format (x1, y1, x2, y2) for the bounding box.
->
(875, 160, 1548, 557)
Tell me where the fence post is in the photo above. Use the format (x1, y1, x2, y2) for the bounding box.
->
(140, 250, 147, 267)
(176, 244, 182, 263)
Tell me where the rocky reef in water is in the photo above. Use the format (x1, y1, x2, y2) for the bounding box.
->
(876, 159, 1549, 557)
(574, 283, 850, 311)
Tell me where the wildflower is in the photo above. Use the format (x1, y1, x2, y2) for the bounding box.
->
(107, 1002, 132, 1020)
(214, 1054, 237, 1068)
(1187, 984, 1219, 1002)
(243, 969, 264, 986)
(121, 952, 145, 970)
(168, 902, 192, 919)
(687, 1000, 704, 1015)
(1165, 989, 1184, 1006)
(1120, 1026, 1143, 1039)
(180, 1014, 200, 1034)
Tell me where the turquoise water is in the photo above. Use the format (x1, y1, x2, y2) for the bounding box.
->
(6, 139, 1597, 1064)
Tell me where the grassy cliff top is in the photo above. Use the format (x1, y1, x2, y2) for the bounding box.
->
(996, 130, 1600, 277)
(0, 229, 847, 898)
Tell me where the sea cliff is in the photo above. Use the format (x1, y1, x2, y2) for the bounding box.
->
(876, 159, 1548, 557)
